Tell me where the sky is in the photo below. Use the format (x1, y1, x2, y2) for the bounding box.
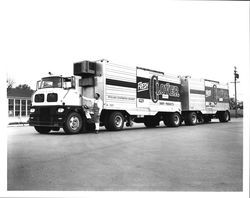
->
(1, 0, 249, 101)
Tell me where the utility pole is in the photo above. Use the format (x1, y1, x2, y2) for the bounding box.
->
(234, 66, 239, 118)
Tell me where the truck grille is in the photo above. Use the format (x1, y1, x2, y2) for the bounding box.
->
(40, 107, 50, 122)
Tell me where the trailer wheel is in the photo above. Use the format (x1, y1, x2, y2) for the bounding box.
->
(219, 111, 230, 122)
(164, 113, 181, 127)
(198, 116, 204, 124)
(185, 112, 197, 125)
(34, 126, 51, 134)
(63, 112, 82, 134)
(107, 111, 124, 131)
(144, 116, 159, 128)
(203, 116, 211, 123)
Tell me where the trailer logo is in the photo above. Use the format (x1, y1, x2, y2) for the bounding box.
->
(138, 82, 149, 92)
(149, 75, 180, 103)
(205, 84, 218, 106)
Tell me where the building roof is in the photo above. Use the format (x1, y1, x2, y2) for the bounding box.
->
(7, 88, 34, 98)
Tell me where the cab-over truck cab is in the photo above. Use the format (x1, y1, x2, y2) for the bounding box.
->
(29, 75, 84, 134)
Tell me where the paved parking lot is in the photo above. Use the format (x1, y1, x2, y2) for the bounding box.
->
(8, 118, 243, 191)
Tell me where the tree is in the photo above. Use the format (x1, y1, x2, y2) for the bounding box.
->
(7, 78, 15, 88)
(7, 83, 34, 97)
(229, 97, 243, 110)
(15, 84, 32, 91)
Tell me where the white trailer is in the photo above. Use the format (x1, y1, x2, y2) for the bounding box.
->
(180, 76, 230, 125)
(29, 59, 230, 134)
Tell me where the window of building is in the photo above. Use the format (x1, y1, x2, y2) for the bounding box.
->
(27, 100, 31, 115)
(21, 100, 26, 116)
(8, 98, 32, 117)
(15, 99, 20, 116)
(8, 99, 14, 116)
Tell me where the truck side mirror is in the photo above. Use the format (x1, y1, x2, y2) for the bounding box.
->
(36, 80, 41, 90)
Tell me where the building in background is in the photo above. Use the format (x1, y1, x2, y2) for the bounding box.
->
(7, 88, 34, 124)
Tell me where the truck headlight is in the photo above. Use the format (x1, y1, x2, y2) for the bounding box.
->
(58, 108, 64, 113)
(30, 108, 35, 113)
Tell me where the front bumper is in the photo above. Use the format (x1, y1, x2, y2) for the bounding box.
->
(29, 106, 67, 127)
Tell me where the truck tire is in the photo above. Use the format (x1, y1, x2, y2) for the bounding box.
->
(218, 111, 230, 122)
(63, 112, 83, 134)
(185, 112, 197, 126)
(164, 113, 181, 127)
(104, 122, 110, 131)
(34, 126, 51, 134)
(107, 111, 124, 131)
(144, 116, 159, 128)
(104, 114, 110, 131)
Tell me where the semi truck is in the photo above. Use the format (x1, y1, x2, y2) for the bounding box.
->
(29, 59, 230, 134)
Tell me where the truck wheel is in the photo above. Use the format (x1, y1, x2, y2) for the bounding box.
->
(219, 111, 230, 122)
(144, 116, 159, 128)
(203, 115, 211, 123)
(185, 112, 197, 125)
(107, 111, 124, 131)
(34, 126, 51, 134)
(63, 112, 82, 134)
(164, 113, 181, 127)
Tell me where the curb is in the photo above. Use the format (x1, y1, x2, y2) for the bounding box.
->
(8, 122, 29, 127)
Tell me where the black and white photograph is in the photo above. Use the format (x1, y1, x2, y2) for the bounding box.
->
(1, 0, 249, 197)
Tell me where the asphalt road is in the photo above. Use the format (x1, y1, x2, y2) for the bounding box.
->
(8, 118, 243, 191)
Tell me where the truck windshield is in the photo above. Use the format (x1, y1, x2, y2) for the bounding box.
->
(39, 77, 63, 89)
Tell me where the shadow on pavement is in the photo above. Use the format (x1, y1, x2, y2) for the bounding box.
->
(45, 120, 232, 136)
